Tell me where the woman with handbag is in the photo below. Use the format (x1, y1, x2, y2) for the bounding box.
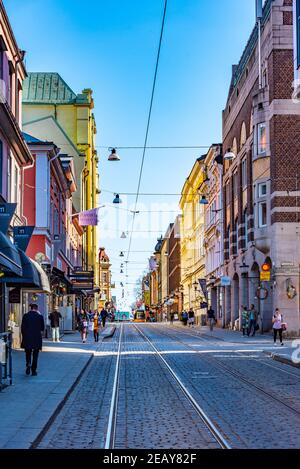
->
(272, 308, 284, 346)
(77, 309, 89, 343)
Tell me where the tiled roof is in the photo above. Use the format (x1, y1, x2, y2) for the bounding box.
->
(23, 73, 77, 104)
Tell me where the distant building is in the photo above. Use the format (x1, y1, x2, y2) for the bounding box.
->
(22, 73, 100, 308)
(180, 157, 206, 325)
(98, 248, 111, 310)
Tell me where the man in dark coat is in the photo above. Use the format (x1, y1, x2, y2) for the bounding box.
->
(21, 304, 44, 376)
(100, 308, 108, 328)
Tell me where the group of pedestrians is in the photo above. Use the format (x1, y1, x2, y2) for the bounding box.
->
(76, 308, 108, 343)
(180, 310, 195, 327)
(241, 304, 260, 337)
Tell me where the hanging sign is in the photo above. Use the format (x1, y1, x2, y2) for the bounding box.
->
(13, 226, 34, 252)
(0, 203, 17, 234)
(78, 208, 99, 226)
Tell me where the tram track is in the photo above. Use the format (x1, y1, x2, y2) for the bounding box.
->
(163, 325, 300, 379)
(147, 325, 300, 418)
(133, 325, 231, 449)
(104, 324, 230, 449)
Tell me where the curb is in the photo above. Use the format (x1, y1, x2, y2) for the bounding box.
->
(29, 352, 94, 449)
(265, 351, 300, 369)
(101, 326, 116, 340)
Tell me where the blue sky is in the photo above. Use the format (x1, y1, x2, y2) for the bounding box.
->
(7, 0, 256, 309)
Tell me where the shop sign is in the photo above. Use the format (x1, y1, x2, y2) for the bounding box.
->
(9, 288, 21, 304)
(221, 276, 231, 287)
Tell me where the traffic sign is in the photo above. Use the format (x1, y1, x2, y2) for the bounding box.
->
(260, 271, 271, 281)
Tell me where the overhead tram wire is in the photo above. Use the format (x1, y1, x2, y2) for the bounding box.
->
(126, 0, 168, 267)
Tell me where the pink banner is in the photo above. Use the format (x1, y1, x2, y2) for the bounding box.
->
(78, 208, 99, 226)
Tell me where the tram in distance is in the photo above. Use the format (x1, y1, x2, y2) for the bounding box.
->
(133, 309, 147, 322)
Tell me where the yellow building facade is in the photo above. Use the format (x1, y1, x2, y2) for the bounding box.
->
(22, 73, 99, 302)
(179, 156, 207, 325)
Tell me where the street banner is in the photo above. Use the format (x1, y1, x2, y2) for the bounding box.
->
(149, 256, 158, 271)
(199, 278, 208, 300)
(144, 291, 150, 305)
(78, 208, 99, 226)
(143, 277, 150, 291)
(0, 203, 17, 234)
(13, 226, 34, 252)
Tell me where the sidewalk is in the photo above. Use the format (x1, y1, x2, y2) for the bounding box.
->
(0, 326, 116, 449)
(173, 322, 300, 368)
(173, 322, 275, 344)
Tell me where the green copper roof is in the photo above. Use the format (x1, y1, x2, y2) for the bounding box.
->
(23, 73, 79, 104)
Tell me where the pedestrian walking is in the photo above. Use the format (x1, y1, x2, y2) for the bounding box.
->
(77, 309, 88, 343)
(248, 304, 259, 336)
(21, 304, 44, 376)
(188, 309, 195, 328)
(48, 309, 62, 342)
(100, 308, 108, 328)
(170, 313, 174, 325)
(272, 308, 284, 346)
(241, 306, 250, 337)
(181, 311, 188, 326)
(207, 307, 216, 332)
(93, 311, 100, 342)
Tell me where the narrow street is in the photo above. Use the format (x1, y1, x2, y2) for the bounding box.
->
(25, 324, 300, 450)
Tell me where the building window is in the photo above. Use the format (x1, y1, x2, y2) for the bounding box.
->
(244, 208, 248, 246)
(233, 171, 238, 198)
(57, 258, 62, 271)
(258, 182, 267, 197)
(242, 158, 247, 188)
(257, 123, 267, 155)
(233, 218, 238, 255)
(258, 202, 267, 227)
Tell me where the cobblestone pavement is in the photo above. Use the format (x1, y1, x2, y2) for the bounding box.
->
(36, 329, 121, 449)
(34, 323, 300, 449)
(36, 324, 220, 449)
(140, 325, 300, 449)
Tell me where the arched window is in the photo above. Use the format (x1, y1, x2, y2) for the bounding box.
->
(232, 138, 238, 156)
(240, 122, 247, 149)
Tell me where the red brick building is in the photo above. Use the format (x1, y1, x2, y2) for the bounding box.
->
(222, 0, 300, 334)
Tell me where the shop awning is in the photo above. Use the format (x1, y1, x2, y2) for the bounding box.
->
(0, 231, 23, 277)
(2, 249, 40, 288)
(31, 260, 51, 294)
